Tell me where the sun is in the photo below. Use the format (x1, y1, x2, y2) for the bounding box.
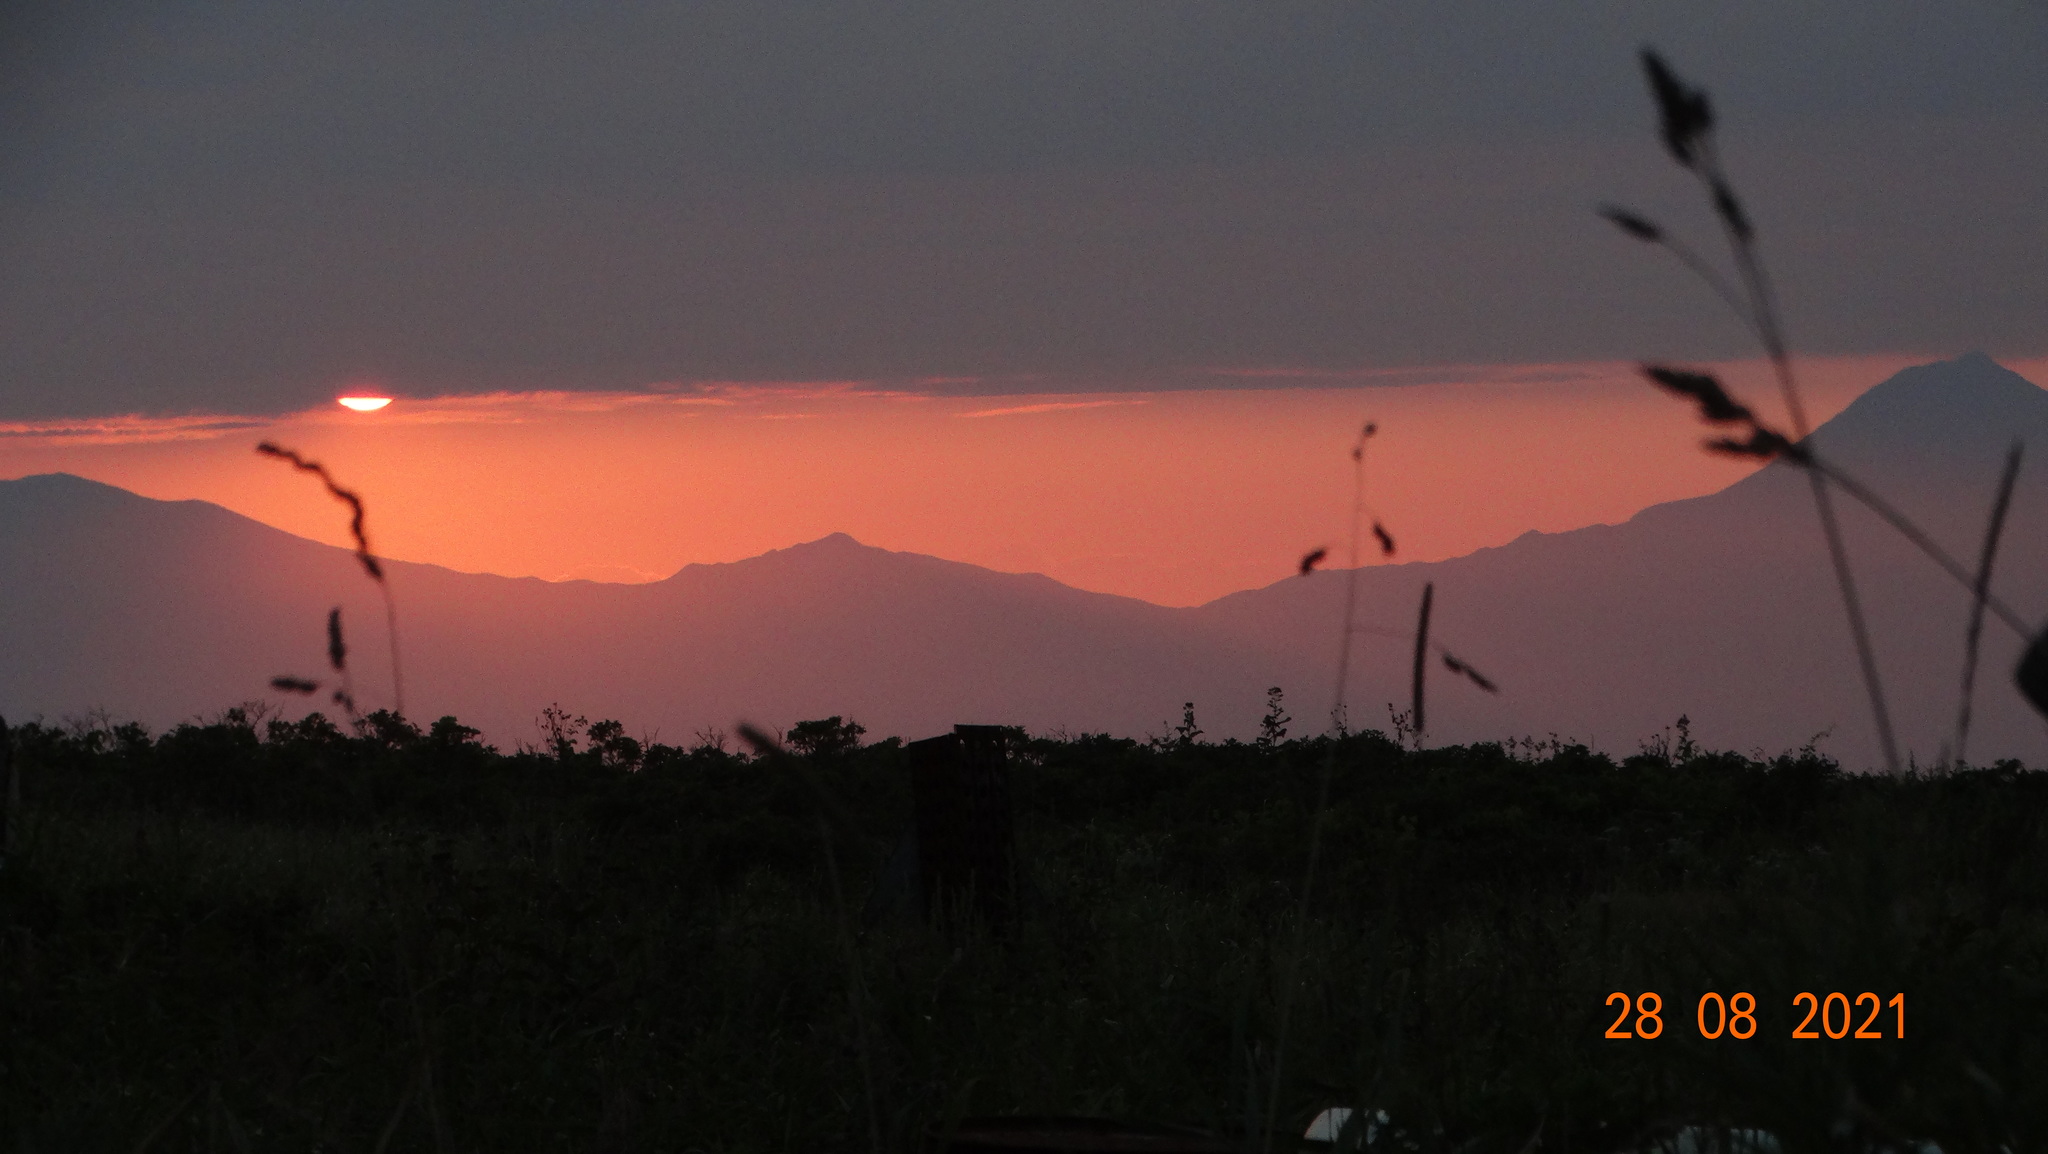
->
(337, 396, 393, 412)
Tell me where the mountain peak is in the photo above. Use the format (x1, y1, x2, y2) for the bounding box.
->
(747, 531, 879, 565)
(1812, 354, 2047, 458)
(0, 472, 187, 521)
(774, 532, 873, 556)
(4, 471, 135, 499)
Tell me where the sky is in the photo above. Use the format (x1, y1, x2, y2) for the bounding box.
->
(2, 3, 2045, 603)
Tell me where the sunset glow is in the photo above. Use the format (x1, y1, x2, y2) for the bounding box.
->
(2, 354, 2018, 607)
(337, 397, 393, 412)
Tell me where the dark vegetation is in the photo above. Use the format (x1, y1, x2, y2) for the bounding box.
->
(3, 709, 2047, 1151)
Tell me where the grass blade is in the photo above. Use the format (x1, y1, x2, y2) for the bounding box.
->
(258, 444, 405, 716)
(1411, 583, 1434, 751)
(1810, 455, 2031, 637)
(1266, 420, 1379, 1151)
(1624, 50, 1901, 772)
(1957, 443, 2025, 763)
(1803, 471, 1901, 773)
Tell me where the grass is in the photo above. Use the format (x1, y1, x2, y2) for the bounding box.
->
(3, 713, 2047, 1151)
(258, 443, 404, 720)
(1604, 50, 2048, 775)
(1606, 51, 1899, 773)
(1954, 443, 2024, 765)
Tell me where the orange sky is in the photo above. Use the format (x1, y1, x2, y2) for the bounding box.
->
(4, 354, 2040, 606)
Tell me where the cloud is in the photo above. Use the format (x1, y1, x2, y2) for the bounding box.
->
(682, 381, 927, 403)
(290, 384, 920, 427)
(1196, 362, 1625, 390)
(956, 399, 1149, 418)
(306, 390, 737, 427)
(0, 414, 268, 445)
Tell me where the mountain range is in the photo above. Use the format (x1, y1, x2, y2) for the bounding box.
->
(4, 353, 2045, 768)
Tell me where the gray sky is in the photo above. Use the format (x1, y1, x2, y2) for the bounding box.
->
(3, 1, 2045, 418)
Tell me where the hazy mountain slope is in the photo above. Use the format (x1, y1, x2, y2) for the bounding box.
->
(0, 478, 1275, 746)
(4, 353, 2044, 767)
(0, 475, 393, 728)
(393, 530, 1295, 746)
(1197, 353, 2048, 767)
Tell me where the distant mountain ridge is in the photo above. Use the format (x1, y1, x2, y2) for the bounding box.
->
(1202, 352, 2048, 765)
(0, 472, 1273, 748)
(4, 353, 2046, 767)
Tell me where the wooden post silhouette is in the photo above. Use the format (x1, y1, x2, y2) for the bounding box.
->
(906, 725, 1015, 930)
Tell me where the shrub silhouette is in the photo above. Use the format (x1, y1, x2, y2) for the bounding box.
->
(788, 715, 867, 758)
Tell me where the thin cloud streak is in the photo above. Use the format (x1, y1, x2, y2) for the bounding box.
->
(0, 414, 267, 445)
(957, 400, 1149, 418)
(1199, 361, 1629, 388)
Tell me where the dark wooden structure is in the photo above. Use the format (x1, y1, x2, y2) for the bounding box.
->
(906, 724, 1016, 929)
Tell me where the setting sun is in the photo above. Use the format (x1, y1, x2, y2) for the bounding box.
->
(337, 396, 393, 412)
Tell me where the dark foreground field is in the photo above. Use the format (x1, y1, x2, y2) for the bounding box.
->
(3, 710, 2046, 1152)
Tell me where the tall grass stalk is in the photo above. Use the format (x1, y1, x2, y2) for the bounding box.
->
(1264, 421, 1377, 1152)
(1956, 443, 2024, 765)
(1612, 51, 2048, 760)
(1807, 457, 2031, 637)
(1684, 59, 1898, 776)
(1608, 51, 1902, 771)
(329, 607, 358, 719)
(257, 443, 406, 717)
